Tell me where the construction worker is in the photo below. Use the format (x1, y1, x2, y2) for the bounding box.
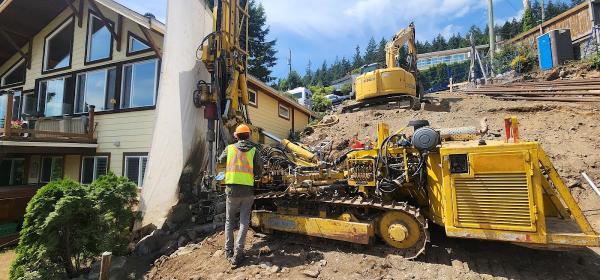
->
(218, 124, 263, 266)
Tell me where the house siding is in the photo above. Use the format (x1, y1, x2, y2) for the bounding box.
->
(64, 155, 81, 181)
(95, 110, 155, 176)
(247, 85, 311, 142)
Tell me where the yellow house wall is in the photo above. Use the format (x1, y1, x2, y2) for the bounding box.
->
(64, 155, 82, 181)
(247, 86, 311, 144)
(95, 110, 155, 176)
(0, 0, 163, 91)
(293, 109, 309, 133)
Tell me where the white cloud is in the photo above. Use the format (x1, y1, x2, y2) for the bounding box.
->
(262, 0, 488, 42)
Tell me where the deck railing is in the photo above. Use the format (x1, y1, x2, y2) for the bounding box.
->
(0, 91, 96, 143)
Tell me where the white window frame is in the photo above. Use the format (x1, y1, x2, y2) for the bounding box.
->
(80, 156, 109, 183)
(75, 68, 115, 113)
(43, 18, 74, 71)
(278, 103, 290, 120)
(120, 59, 159, 109)
(127, 35, 151, 54)
(124, 155, 148, 188)
(86, 13, 113, 63)
(1, 59, 25, 86)
(248, 89, 257, 106)
(1, 158, 25, 185)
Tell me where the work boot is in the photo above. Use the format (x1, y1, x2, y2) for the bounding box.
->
(225, 249, 233, 259)
(230, 253, 244, 267)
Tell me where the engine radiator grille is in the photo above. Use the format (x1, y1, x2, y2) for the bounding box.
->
(453, 173, 534, 230)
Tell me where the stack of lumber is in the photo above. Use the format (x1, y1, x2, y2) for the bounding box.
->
(463, 78, 600, 102)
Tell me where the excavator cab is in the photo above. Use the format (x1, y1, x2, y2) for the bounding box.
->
(358, 63, 381, 75)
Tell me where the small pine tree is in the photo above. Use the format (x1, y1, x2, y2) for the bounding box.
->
(376, 37, 387, 65)
(363, 37, 378, 65)
(522, 7, 535, 32)
(352, 45, 363, 69)
(247, 0, 278, 83)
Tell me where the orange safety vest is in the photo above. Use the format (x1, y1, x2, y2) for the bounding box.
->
(224, 144, 256, 186)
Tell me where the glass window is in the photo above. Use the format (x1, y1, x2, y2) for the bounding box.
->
(86, 14, 112, 62)
(248, 89, 257, 106)
(1, 60, 26, 86)
(0, 158, 25, 186)
(278, 103, 290, 120)
(43, 18, 74, 71)
(128, 35, 151, 53)
(124, 155, 148, 187)
(0, 90, 23, 121)
(76, 68, 117, 113)
(39, 77, 69, 117)
(21, 92, 36, 118)
(40, 156, 63, 183)
(81, 156, 108, 184)
(121, 59, 158, 109)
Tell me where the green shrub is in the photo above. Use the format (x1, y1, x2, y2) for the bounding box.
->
(511, 46, 537, 73)
(310, 92, 332, 112)
(590, 50, 600, 70)
(10, 174, 137, 280)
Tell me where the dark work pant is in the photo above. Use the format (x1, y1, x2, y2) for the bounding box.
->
(224, 195, 255, 254)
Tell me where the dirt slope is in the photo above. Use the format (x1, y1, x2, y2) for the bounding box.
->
(147, 93, 600, 280)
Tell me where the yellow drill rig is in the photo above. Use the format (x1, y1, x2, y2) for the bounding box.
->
(198, 0, 600, 260)
(251, 119, 600, 259)
(343, 23, 421, 113)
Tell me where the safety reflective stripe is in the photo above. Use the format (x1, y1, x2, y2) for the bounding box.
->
(224, 145, 255, 186)
(226, 146, 253, 174)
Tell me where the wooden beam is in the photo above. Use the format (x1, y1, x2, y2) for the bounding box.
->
(78, 0, 84, 27)
(0, 28, 28, 62)
(26, 38, 32, 69)
(4, 92, 13, 138)
(86, 0, 119, 40)
(139, 24, 162, 59)
(63, 0, 82, 28)
(116, 15, 123, 52)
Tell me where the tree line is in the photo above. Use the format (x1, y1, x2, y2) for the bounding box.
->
(244, 0, 583, 92)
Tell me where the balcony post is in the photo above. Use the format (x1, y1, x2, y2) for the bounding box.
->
(87, 105, 95, 139)
(4, 91, 13, 137)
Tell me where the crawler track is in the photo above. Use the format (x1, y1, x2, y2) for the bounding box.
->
(254, 191, 429, 259)
(341, 95, 417, 113)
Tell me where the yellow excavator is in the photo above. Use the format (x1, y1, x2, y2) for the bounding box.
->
(343, 23, 421, 113)
(197, 0, 600, 260)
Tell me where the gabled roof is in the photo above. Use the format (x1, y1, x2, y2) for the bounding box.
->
(0, 0, 165, 66)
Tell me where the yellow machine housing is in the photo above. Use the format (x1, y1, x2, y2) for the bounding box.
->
(355, 67, 417, 101)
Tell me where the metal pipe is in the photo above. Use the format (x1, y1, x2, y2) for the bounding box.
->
(582, 172, 600, 199)
(261, 130, 317, 163)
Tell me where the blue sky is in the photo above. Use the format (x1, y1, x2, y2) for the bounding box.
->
(115, 0, 552, 79)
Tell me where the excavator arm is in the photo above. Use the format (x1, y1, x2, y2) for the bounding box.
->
(385, 22, 417, 75)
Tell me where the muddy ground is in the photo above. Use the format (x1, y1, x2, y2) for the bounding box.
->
(147, 92, 600, 280)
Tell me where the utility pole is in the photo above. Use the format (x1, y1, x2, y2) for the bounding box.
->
(288, 49, 292, 76)
(539, 0, 545, 35)
(487, 0, 495, 76)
